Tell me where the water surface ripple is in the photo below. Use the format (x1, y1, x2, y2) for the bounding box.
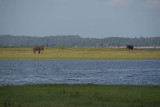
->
(0, 60, 160, 85)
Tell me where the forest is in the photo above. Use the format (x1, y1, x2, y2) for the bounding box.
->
(0, 35, 160, 47)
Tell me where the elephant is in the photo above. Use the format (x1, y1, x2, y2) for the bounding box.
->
(126, 45, 134, 50)
(33, 46, 44, 53)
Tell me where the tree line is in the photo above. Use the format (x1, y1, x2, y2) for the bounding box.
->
(0, 35, 160, 47)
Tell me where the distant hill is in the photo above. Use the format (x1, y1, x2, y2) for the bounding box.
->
(0, 35, 160, 47)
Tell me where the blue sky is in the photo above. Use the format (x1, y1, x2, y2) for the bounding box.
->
(0, 0, 160, 38)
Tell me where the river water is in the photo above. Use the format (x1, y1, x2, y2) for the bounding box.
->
(0, 60, 160, 86)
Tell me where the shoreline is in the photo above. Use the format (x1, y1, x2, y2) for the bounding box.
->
(1, 83, 160, 87)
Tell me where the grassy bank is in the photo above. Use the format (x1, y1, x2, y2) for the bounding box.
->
(0, 46, 160, 60)
(0, 84, 160, 107)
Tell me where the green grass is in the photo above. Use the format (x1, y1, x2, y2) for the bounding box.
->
(0, 46, 160, 60)
(0, 84, 160, 107)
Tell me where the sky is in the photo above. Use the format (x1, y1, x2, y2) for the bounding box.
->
(0, 0, 160, 38)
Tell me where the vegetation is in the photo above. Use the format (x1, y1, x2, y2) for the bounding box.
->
(0, 84, 160, 107)
(0, 35, 160, 47)
(0, 46, 160, 60)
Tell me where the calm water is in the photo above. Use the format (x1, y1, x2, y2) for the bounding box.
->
(0, 60, 160, 86)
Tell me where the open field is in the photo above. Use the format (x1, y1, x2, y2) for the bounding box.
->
(0, 84, 160, 107)
(0, 46, 160, 60)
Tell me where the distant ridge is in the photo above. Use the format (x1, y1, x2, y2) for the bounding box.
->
(0, 35, 160, 47)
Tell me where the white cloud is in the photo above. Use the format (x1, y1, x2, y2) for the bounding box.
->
(144, 0, 160, 9)
(106, 0, 134, 7)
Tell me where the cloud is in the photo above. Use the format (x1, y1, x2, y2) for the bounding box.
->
(144, 0, 160, 9)
(106, 0, 134, 7)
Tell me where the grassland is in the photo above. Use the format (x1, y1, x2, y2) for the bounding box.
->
(0, 84, 160, 107)
(1, 47, 160, 107)
(0, 46, 160, 60)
